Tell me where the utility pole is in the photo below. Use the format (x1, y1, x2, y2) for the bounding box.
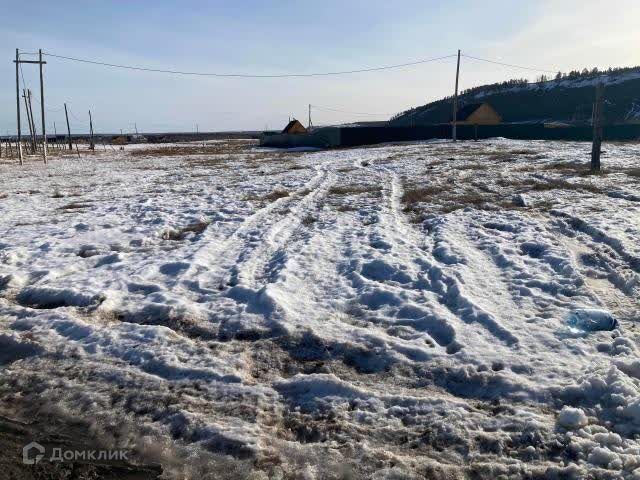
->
(28, 90, 37, 153)
(452, 49, 461, 142)
(14, 50, 47, 162)
(64, 103, 72, 150)
(23, 90, 36, 153)
(39, 49, 47, 163)
(134, 123, 138, 135)
(308, 104, 312, 130)
(591, 83, 604, 172)
(15, 48, 22, 164)
(22, 91, 32, 149)
(88, 110, 95, 150)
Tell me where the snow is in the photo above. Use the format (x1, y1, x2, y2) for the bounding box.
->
(470, 70, 640, 101)
(0, 138, 639, 478)
(558, 406, 588, 429)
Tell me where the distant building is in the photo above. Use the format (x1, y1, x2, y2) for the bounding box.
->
(128, 134, 148, 143)
(281, 119, 308, 135)
(452, 102, 502, 125)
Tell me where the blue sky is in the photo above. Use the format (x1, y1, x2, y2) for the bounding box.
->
(1, 0, 638, 133)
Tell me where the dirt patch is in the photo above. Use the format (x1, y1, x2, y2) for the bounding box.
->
(0, 414, 163, 480)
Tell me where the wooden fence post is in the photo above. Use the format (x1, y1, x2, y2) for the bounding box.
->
(591, 83, 604, 171)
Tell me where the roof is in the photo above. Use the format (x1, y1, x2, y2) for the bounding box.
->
(454, 103, 485, 121)
(282, 119, 306, 134)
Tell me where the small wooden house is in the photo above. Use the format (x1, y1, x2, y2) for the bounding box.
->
(452, 102, 502, 125)
(282, 119, 307, 135)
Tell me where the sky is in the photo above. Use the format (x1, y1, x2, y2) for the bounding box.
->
(0, 0, 638, 134)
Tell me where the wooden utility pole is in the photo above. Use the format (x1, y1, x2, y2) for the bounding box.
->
(39, 49, 47, 163)
(64, 103, 72, 150)
(308, 104, 312, 130)
(27, 90, 37, 153)
(14, 50, 46, 162)
(591, 83, 604, 171)
(452, 49, 461, 142)
(88, 110, 95, 150)
(23, 90, 35, 153)
(15, 48, 23, 164)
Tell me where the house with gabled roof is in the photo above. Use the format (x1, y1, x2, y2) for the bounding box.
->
(452, 102, 502, 125)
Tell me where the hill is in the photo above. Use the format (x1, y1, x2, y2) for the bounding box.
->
(391, 66, 640, 126)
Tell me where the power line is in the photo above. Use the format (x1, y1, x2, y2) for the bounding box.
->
(66, 106, 82, 122)
(19, 62, 27, 90)
(29, 94, 65, 113)
(42, 52, 458, 78)
(462, 54, 557, 74)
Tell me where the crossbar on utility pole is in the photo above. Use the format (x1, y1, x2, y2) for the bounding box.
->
(452, 49, 461, 142)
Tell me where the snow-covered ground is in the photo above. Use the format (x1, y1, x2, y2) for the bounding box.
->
(1, 139, 639, 479)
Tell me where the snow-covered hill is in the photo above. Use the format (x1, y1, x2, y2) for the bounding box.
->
(393, 68, 640, 126)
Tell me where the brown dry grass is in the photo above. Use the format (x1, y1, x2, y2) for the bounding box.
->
(401, 186, 447, 205)
(301, 215, 316, 226)
(244, 189, 291, 202)
(162, 221, 210, 240)
(129, 141, 252, 158)
(328, 184, 382, 196)
(263, 189, 290, 201)
(500, 177, 605, 194)
(58, 201, 92, 210)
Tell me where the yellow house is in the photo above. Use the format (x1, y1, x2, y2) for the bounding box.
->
(281, 119, 308, 135)
(453, 102, 502, 125)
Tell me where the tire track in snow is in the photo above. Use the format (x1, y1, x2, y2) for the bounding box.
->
(171, 164, 332, 295)
(241, 153, 447, 366)
(364, 165, 519, 349)
(231, 169, 336, 290)
(346, 166, 462, 352)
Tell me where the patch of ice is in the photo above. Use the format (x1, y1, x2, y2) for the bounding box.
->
(568, 308, 618, 332)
